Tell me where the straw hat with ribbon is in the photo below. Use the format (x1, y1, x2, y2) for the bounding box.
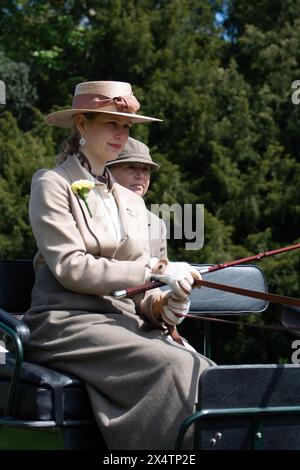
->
(44, 81, 162, 127)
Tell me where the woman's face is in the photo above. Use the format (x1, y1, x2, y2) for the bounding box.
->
(75, 113, 132, 162)
(109, 162, 152, 197)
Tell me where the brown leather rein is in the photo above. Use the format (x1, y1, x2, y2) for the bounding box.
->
(166, 278, 299, 347)
(114, 271, 300, 348)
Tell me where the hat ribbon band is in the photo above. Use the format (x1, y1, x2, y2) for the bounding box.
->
(72, 93, 140, 114)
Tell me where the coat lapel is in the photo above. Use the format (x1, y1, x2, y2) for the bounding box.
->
(60, 156, 145, 258)
(113, 183, 149, 258)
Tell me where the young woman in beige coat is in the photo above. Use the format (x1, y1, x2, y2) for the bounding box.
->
(23, 80, 214, 450)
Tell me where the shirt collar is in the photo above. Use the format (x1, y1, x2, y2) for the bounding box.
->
(76, 152, 115, 192)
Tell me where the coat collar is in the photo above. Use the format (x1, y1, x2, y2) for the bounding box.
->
(58, 153, 138, 257)
(76, 151, 115, 192)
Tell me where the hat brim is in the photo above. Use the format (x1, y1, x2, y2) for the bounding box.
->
(44, 108, 162, 127)
(106, 156, 160, 171)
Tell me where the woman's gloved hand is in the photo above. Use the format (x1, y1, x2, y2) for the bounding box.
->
(149, 258, 202, 326)
(149, 259, 202, 299)
(151, 290, 190, 326)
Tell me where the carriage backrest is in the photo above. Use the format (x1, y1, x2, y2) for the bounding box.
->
(0, 260, 34, 313)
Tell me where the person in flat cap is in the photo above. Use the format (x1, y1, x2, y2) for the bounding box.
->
(106, 136, 160, 196)
(106, 137, 166, 258)
(23, 80, 213, 451)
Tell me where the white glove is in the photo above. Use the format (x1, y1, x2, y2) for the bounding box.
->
(161, 291, 190, 326)
(150, 261, 202, 299)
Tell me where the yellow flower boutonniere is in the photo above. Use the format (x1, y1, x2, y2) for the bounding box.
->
(71, 179, 95, 218)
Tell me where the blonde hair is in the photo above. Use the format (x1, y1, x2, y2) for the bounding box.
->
(55, 113, 97, 166)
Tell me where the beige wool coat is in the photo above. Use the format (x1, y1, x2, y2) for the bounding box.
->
(147, 209, 167, 260)
(23, 153, 213, 450)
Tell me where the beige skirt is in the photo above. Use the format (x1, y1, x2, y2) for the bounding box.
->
(23, 306, 214, 450)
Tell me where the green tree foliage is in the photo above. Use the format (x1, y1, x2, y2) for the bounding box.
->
(0, 50, 37, 122)
(0, 110, 54, 258)
(0, 0, 299, 363)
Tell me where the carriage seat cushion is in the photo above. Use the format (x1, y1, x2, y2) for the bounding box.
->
(0, 353, 94, 422)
